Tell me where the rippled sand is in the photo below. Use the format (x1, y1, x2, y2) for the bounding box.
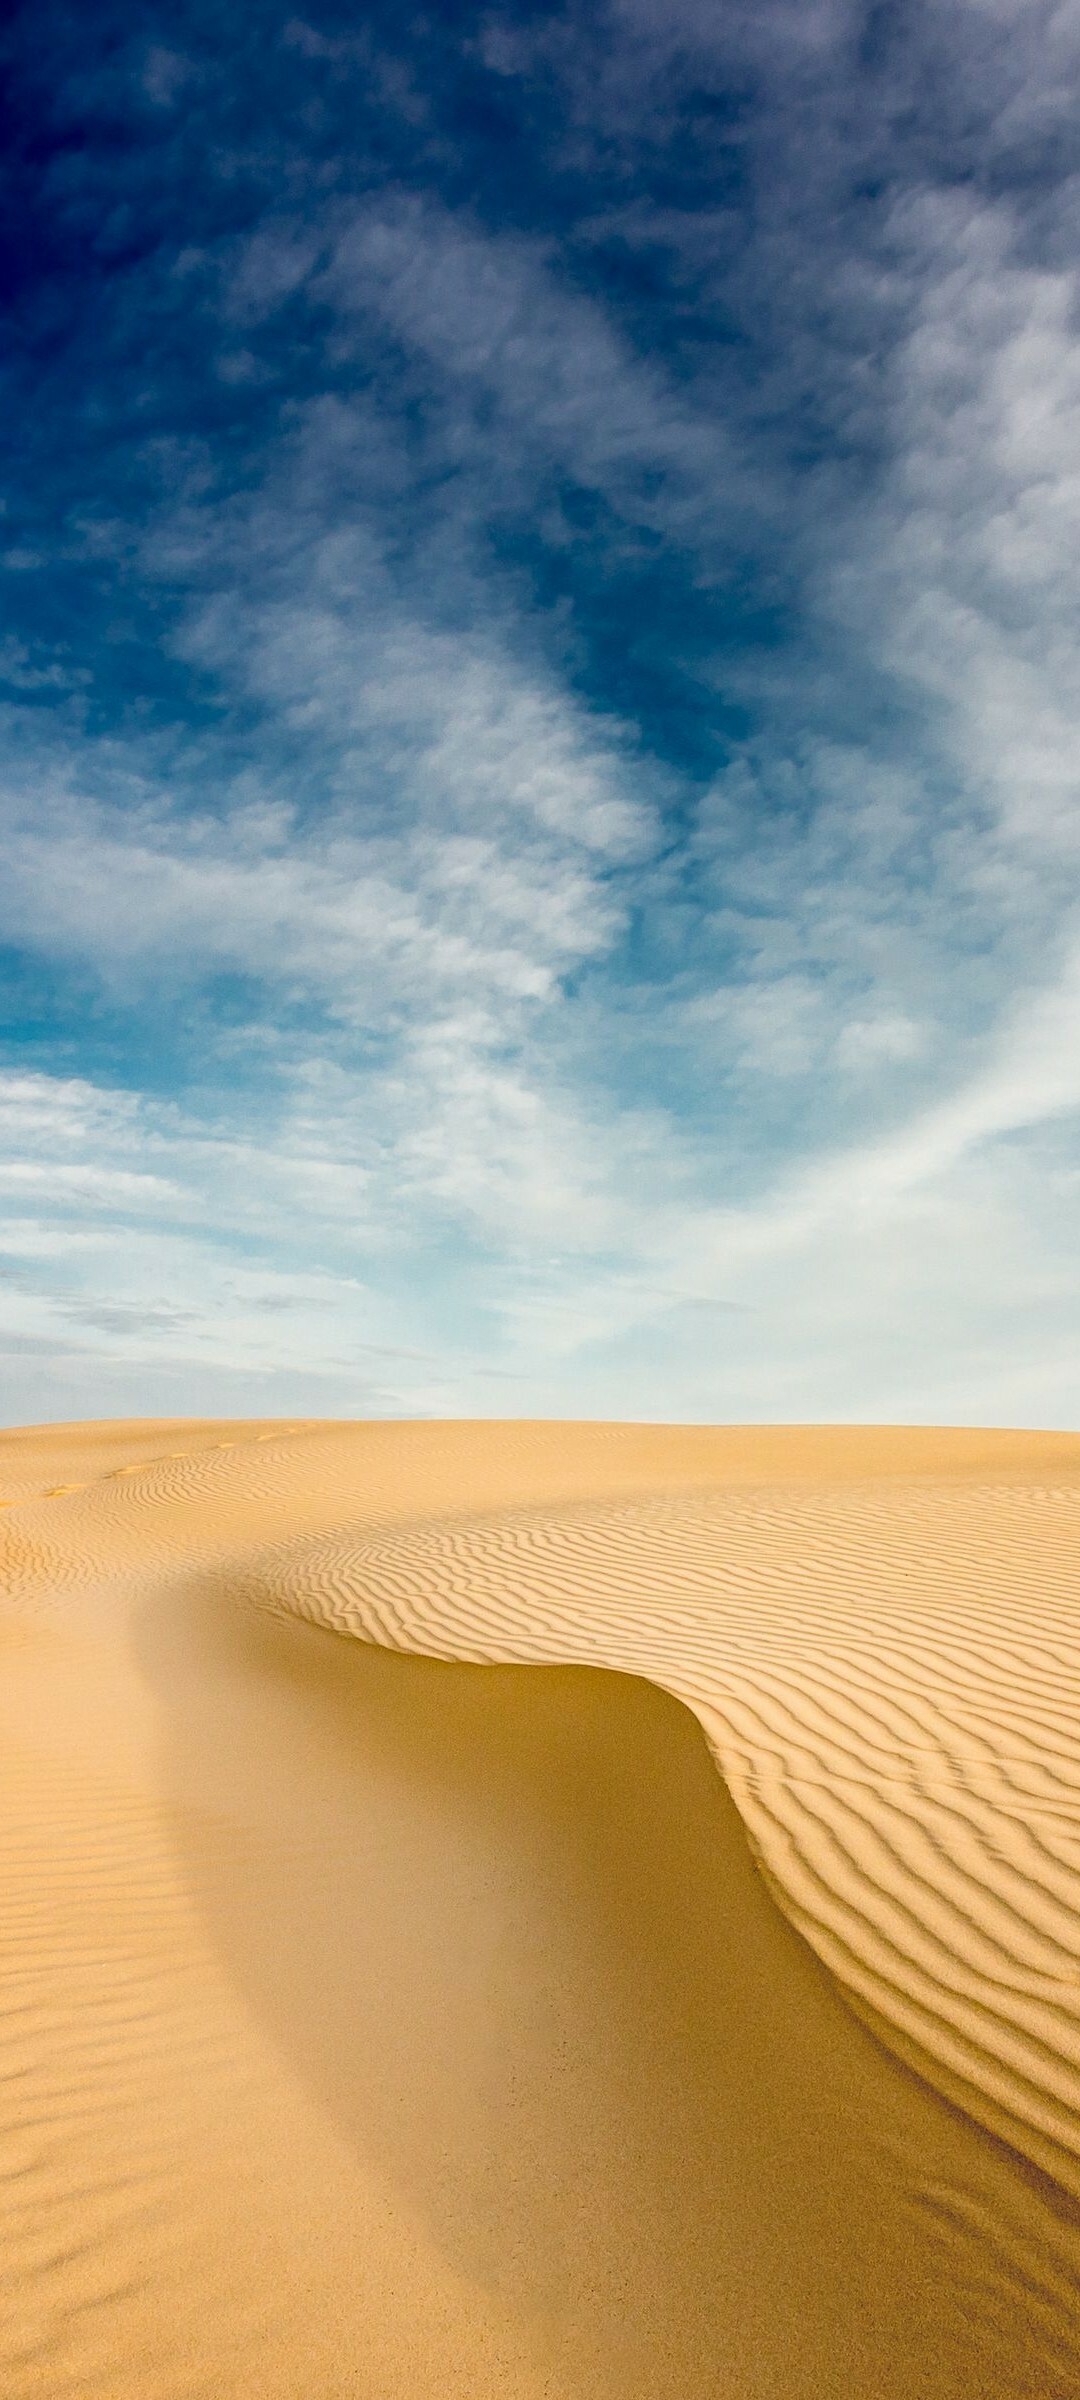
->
(1, 1416, 1079, 2397)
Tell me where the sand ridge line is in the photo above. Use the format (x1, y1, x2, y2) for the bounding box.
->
(12, 1429, 1074, 2186)
(0, 1421, 317, 1511)
(230, 1458, 1080, 2197)
(3, 1418, 1080, 2398)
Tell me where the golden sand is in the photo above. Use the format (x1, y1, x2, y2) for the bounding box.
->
(1, 1416, 1079, 2396)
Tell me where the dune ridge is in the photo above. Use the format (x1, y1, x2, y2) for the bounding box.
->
(2, 1415, 1080, 2397)
(235, 1445, 1080, 2194)
(7, 1419, 1080, 2181)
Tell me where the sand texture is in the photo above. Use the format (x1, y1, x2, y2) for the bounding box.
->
(1, 1417, 1079, 2396)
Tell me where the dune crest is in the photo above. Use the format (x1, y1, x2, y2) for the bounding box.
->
(2, 1415, 1080, 2397)
(246, 1461, 1080, 2191)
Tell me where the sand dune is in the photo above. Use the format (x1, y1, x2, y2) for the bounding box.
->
(1, 1418, 1079, 2396)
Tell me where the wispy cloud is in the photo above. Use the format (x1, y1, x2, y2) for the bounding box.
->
(1, 0, 1078, 1426)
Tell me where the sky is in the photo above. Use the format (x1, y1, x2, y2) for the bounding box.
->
(2, 0, 1080, 1428)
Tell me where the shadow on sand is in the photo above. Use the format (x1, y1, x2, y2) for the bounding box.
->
(134, 1572, 1075, 2400)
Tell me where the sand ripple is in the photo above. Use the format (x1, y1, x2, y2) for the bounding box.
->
(236, 1464, 1080, 2191)
(3, 1417, 1080, 2396)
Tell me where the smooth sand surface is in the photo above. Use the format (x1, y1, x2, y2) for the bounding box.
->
(1, 1418, 1079, 2396)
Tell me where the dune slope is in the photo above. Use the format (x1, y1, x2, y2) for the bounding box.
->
(1, 1416, 1079, 2397)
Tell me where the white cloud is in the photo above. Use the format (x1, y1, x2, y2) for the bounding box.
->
(5, 11, 1080, 1431)
(317, 193, 752, 543)
(141, 44, 195, 109)
(823, 188, 1080, 877)
(5, 894, 1078, 1429)
(0, 606, 651, 1038)
(833, 1012, 925, 1074)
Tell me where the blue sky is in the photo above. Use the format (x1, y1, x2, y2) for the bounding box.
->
(2, 0, 1080, 1426)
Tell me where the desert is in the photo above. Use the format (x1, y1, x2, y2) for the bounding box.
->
(2, 1415, 1079, 2398)
(7, 1, 1080, 2391)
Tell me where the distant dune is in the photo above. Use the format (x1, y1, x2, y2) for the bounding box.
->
(1, 1417, 1079, 2397)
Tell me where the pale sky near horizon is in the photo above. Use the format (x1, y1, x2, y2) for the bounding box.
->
(2, 0, 1080, 1427)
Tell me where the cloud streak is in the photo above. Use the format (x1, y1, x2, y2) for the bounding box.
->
(1, 0, 1078, 1425)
